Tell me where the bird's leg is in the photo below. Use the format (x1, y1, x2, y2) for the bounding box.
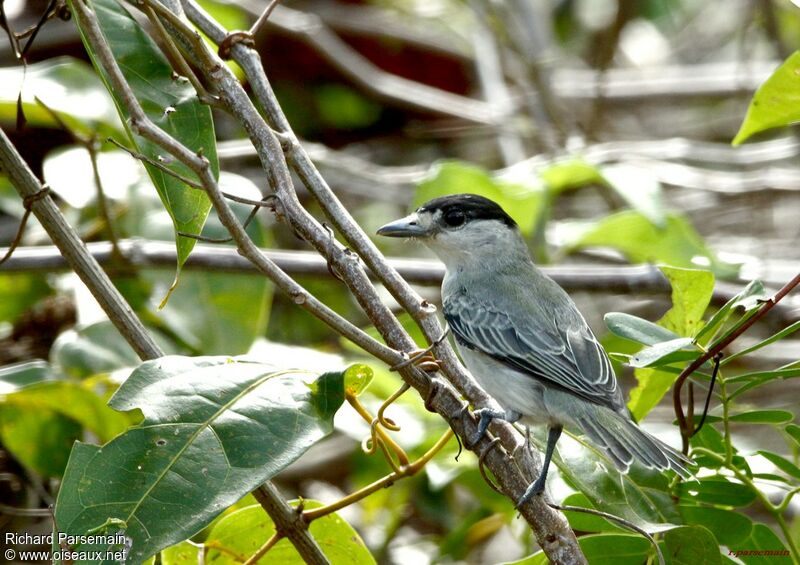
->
(466, 407, 521, 448)
(516, 425, 562, 506)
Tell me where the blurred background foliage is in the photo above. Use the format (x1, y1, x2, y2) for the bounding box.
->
(1, 0, 799, 563)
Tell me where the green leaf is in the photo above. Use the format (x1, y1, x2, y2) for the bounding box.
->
(757, 450, 800, 479)
(677, 478, 756, 507)
(538, 158, 604, 194)
(603, 312, 680, 345)
(562, 211, 738, 278)
(2, 381, 134, 442)
(54, 357, 346, 562)
(505, 534, 652, 565)
(415, 161, 543, 235)
(71, 0, 218, 279)
(724, 320, 800, 364)
(733, 52, 800, 145)
(679, 506, 752, 546)
(658, 266, 715, 337)
(729, 410, 794, 424)
(600, 163, 665, 227)
(316, 83, 382, 129)
(604, 312, 681, 346)
(344, 363, 374, 396)
(733, 523, 792, 564)
(664, 525, 721, 565)
(560, 493, 624, 533)
(785, 424, 800, 448)
(579, 534, 653, 565)
(629, 337, 695, 368)
(0, 405, 80, 477)
(627, 267, 714, 420)
(205, 502, 375, 564)
(727, 368, 800, 384)
(0, 273, 53, 324)
(0, 57, 123, 137)
(694, 278, 766, 348)
(161, 540, 203, 565)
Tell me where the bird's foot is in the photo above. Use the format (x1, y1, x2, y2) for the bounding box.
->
(465, 408, 518, 448)
(515, 475, 546, 508)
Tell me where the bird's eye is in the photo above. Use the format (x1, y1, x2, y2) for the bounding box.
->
(443, 209, 466, 227)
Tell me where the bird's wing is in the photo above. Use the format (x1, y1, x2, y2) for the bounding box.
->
(444, 292, 622, 411)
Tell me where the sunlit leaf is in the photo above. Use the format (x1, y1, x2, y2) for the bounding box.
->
(160, 540, 203, 565)
(415, 161, 544, 235)
(733, 51, 800, 145)
(205, 502, 375, 564)
(628, 267, 714, 420)
(538, 158, 604, 194)
(561, 211, 739, 278)
(344, 363, 374, 396)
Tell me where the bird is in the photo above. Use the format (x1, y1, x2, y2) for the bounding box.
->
(377, 193, 693, 505)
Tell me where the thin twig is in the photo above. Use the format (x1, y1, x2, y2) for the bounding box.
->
(674, 273, 800, 452)
(249, 0, 281, 36)
(548, 503, 665, 565)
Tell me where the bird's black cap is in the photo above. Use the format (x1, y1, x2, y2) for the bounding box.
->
(418, 194, 517, 228)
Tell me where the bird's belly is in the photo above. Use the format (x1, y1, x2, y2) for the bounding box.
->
(458, 345, 554, 426)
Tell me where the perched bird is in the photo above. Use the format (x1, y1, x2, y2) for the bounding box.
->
(377, 193, 693, 504)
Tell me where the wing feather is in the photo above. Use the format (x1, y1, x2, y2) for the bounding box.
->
(444, 292, 622, 412)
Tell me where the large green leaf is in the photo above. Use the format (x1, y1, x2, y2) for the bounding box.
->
(679, 506, 752, 546)
(628, 267, 714, 420)
(415, 161, 543, 235)
(70, 0, 217, 280)
(205, 501, 375, 564)
(0, 57, 123, 136)
(733, 52, 800, 145)
(663, 525, 721, 565)
(733, 523, 792, 564)
(562, 211, 738, 278)
(54, 357, 346, 562)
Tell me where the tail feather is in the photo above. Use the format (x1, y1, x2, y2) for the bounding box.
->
(576, 406, 694, 479)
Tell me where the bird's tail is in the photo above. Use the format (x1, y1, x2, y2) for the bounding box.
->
(573, 405, 694, 478)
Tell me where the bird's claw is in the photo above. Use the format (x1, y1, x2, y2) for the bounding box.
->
(465, 407, 506, 448)
(515, 476, 546, 508)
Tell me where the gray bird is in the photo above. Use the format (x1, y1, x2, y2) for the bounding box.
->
(378, 193, 693, 504)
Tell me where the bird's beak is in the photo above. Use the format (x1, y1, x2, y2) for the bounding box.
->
(376, 213, 429, 238)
